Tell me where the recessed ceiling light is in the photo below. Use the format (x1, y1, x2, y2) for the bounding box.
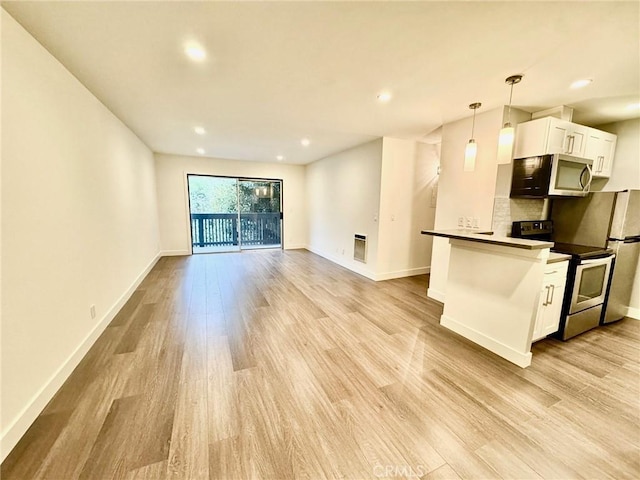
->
(194, 126, 206, 135)
(276, 155, 284, 161)
(377, 91, 392, 102)
(196, 148, 205, 155)
(626, 102, 640, 110)
(301, 138, 310, 147)
(570, 79, 592, 89)
(184, 43, 206, 62)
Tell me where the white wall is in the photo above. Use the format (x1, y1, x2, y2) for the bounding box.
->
(306, 139, 383, 279)
(154, 153, 307, 254)
(376, 139, 438, 280)
(428, 107, 505, 302)
(306, 138, 438, 281)
(1, 11, 160, 460)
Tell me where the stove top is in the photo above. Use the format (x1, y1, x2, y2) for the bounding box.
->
(551, 242, 613, 259)
(511, 220, 614, 260)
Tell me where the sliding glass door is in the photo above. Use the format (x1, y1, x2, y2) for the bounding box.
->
(238, 180, 282, 249)
(187, 175, 282, 254)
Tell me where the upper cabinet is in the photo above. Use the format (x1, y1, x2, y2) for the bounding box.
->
(584, 130, 617, 178)
(547, 118, 588, 157)
(513, 117, 617, 178)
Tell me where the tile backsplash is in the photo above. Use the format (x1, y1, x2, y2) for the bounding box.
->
(492, 197, 546, 236)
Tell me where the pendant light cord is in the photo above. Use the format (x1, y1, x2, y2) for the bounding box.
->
(471, 108, 477, 138)
(507, 82, 514, 126)
(504, 74, 523, 128)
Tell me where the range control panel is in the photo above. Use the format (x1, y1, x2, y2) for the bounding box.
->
(511, 220, 553, 239)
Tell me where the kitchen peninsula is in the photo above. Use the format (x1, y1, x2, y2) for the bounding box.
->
(421, 229, 566, 368)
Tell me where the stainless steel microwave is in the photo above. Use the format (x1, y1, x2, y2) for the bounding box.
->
(510, 154, 593, 198)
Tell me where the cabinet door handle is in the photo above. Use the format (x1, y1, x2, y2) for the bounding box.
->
(549, 284, 555, 304)
(543, 285, 551, 306)
(545, 270, 558, 275)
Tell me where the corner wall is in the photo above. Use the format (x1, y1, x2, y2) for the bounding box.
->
(428, 107, 504, 302)
(305, 138, 438, 281)
(154, 153, 307, 254)
(1, 11, 161, 460)
(305, 139, 383, 279)
(376, 139, 438, 280)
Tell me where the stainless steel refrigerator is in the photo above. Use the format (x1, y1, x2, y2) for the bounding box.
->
(551, 189, 640, 323)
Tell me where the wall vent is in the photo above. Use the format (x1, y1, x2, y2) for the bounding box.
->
(354, 234, 367, 263)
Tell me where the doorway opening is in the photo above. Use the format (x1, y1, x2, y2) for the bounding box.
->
(187, 175, 283, 254)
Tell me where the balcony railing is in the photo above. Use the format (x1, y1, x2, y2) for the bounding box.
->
(190, 213, 281, 248)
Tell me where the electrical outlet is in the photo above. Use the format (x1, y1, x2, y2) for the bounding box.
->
(458, 217, 464, 227)
(90, 305, 96, 319)
(465, 217, 472, 228)
(472, 217, 479, 229)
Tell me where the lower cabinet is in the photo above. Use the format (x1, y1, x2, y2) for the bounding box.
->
(532, 261, 569, 342)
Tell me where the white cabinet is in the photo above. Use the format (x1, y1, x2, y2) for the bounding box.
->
(532, 261, 568, 342)
(584, 130, 617, 178)
(514, 117, 589, 159)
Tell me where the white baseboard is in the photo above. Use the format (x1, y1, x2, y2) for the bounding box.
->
(160, 249, 190, 256)
(440, 314, 532, 368)
(427, 287, 445, 303)
(626, 306, 640, 320)
(305, 246, 432, 282)
(0, 252, 161, 462)
(305, 245, 377, 281)
(375, 266, 430, 281)
(284, 244, 307, 250)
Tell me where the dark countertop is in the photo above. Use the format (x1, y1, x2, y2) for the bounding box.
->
(421, 229, 554, 250)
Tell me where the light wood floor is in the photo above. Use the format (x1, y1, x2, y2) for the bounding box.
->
(2, 250, 639, 479)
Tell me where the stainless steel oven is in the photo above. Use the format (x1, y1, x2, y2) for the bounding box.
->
(511, 220, 615, 340)
(560, 254, 614, 340)
(569, 256, 613, 314)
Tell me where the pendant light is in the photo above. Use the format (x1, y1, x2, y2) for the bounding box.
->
(464, 102, 481, 172)
(497, 74, 523, 165)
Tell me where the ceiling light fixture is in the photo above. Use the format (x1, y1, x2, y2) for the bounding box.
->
(301, 138, 310, 147)
(497, 74, 523, 165)
(196, 148, 205, 155)
(276, 155, 284, 161)
(464, 102, 481, 172)
(570, 78, 592, 89)
(184, 43, 206, 62)
(194, 126, 206, 135)
(626, 102, 640, 110)
(377, 91, 392, 102)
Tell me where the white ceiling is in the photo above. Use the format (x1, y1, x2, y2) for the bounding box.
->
(3, 1, 639, 165)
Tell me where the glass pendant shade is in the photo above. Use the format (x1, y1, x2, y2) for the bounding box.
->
(497, 125, 515, 164)
(464, 139, 477, 171)
(464, 102, 481, 172)
(497, 74, 523, 165)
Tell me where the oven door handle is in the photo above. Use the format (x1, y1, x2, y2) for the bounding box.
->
(580, 256, 613, 266)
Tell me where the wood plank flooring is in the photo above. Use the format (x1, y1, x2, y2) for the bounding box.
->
(2, 249, 639, 479)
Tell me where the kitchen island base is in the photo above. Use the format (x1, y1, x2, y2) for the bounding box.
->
(422, 230, 554, 368)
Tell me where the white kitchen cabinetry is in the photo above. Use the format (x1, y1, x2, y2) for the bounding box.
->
(584, 130, 617, 178)
(532, 261, 568, 342)
(514, 117, 589, 159)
